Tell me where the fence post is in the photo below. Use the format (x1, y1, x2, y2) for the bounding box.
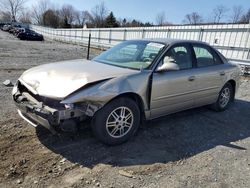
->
(75, 29, 77, 44)
(123, 29, 127, 41)
(98, 29, 101, 42)
(59, 29, 61, 42)
(63, 29, 65, 42)
(198, 28, 204, 41)
(70, 29, 72, 43)
(52, 29, 54, 40)
(142, 29, 145, 39)
(81, 29, 84, 44)
(109, 29, 112, 43)
(167, 29, 171, 38)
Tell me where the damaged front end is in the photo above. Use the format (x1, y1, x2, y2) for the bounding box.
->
(13, 69, 151, 134)
(12, 80, 100, 133)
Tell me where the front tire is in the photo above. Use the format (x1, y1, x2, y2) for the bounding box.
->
(211, 83, 234, 111)
(92, 97, 140, 145)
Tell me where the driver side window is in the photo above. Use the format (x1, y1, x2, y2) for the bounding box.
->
(160, 44, 193, 70)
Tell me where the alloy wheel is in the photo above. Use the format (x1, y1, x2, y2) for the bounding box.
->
(219, 87, 231, 108)
(106, 106, 134, 138)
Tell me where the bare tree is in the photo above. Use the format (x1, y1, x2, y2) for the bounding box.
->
(240, 8, 250, 23)
(82, 11, 93, 26)
(212, 5, 229, 23)
(0, 0, 27, 22)
(31, 0, 50, 24)
(75, 10, 93, 27)
(185, 14, 192, 24)
(155, 11, 166, 26)
(0, 11, 12, 22)
(19, 8, 31, 23)
(91, 1, 108, 27)
(184, 12, 203, 25)
(60, 4, 76, 28)
(74, 10, 81, 26)
(230, 5, 244, 23)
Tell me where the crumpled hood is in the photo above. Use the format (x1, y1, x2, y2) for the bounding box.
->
(20, 59, 138, 99)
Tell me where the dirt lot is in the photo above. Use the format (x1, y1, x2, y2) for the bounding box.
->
(0, 30, 250, 188)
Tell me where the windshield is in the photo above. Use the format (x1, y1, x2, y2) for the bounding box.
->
(93, 40, 165, 70)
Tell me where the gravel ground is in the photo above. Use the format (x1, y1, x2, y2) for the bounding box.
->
(0, 30, 250, 188)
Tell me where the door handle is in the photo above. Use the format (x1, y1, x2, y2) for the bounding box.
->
(220, 71, 225, 76)
(188, 76, 196, 81)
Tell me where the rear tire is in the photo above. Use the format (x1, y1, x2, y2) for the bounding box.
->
(211, 83, 234, 111)
(92, 97, 140, 145)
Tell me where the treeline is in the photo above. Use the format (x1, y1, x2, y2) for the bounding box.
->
(0, 0, 154, 28)
(0, 0, 250, 28)
(33, 2, 154, 28)
(182, 5, 250, 25)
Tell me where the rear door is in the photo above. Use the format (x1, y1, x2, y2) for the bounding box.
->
(150, 43, 196, 119)
(191, 43, 225, 106)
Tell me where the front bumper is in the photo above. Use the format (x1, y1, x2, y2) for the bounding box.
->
(17, 110, 56, 133)
(13, 81, 86, 134)
(14, 99, 58, 134)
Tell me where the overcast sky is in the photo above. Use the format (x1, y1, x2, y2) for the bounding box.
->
(26, 0, 250, 24)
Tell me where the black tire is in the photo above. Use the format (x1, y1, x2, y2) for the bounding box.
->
(91, 97, 140, 145)
(211, 82, 234, 112)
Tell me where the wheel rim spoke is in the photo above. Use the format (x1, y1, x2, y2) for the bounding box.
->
(111, 111, 120, 120)
(125, 113, 132, 122)
(110, 126, 119, 135)
(120, 107, 126, 117)
(120, 127, 124, 135)
(124, 122, 131, 127)
(107, 121, 117, 127)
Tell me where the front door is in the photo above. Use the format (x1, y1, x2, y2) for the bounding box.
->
(150, 44, 196, 119)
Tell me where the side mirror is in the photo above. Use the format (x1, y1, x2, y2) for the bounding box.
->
(157, 56, 180, 72)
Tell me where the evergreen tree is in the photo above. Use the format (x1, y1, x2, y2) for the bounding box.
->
(122, 18, 127, 27)
(105, 11, 119, 27)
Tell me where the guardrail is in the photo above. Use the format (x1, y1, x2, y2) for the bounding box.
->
(30, 24, 250, 72)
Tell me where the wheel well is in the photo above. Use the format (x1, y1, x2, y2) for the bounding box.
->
(227, 80, 236, 99)
(112, 93, 146, 124)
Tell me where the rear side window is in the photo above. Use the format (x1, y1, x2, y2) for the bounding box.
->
(193, 44, 223, 67)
